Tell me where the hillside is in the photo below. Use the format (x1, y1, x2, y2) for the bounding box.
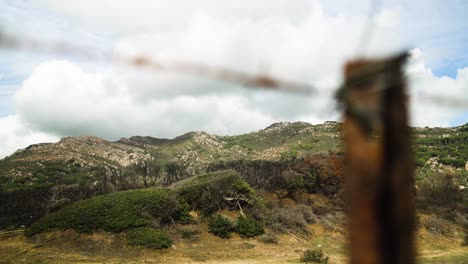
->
(0, 121, 467, 263)
(1, 121, 467, 191)
(0, 121, 467, 227)
(0, 121, 342, 191)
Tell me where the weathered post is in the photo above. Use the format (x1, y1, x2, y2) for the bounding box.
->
(338, 53, 415, 264)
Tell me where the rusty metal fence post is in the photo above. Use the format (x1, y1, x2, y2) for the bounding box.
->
(339, 53, 415, 264)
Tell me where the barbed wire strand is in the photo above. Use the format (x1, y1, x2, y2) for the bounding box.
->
(355, 0, 381, 56)
(0, 31, 316, 96)
(0, 30, 467, 108)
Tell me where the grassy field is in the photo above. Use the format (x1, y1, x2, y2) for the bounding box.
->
(419, 254, 468, 264)
(1, 218, 466, 264)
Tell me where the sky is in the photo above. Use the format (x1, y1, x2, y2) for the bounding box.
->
(0, 0, 467, 158)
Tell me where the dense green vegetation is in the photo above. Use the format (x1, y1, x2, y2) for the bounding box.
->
(24, 188, 190, 236)
(301, 249, 329, 264)
(207, 215, 264, 238)
(24, 171, 267, 242)
(222, 122, 341, 154)
(415, 133, 468, 168)
(236, 216, 264, 238)
(175, 170, 262, 216)
(207, 215, 234, 238)
(412, 123, 468, 168)
(126, 227, 173, 249)
(0, 160, 95, 190)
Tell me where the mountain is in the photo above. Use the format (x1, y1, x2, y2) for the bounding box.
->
(0, 121, 343, 191)
(0, 121, 467, 228)
(2, 121, 467, 191)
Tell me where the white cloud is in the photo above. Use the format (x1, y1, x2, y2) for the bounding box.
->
(375, 6, 401, 29)
(407, 48, 468, 127)
(0, 115, 59, 158)
(0, 0, 466, 159)
(11, 0, 402, 144)
(14, 60, 278, 139)
(33, 0, 325, 34)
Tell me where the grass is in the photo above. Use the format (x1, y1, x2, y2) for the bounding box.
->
(418, 253, 468, 264)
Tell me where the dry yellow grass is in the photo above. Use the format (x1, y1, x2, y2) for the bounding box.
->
(0, 213, 465, 264)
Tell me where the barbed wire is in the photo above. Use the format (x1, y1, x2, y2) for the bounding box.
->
(355, 0, 381, 56)
(0, 29, 467, 108)
(0, 30, 316, 96)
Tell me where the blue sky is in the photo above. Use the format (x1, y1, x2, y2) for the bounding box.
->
(0, 0, 467, 158)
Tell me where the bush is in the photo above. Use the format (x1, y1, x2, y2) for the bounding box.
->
(126, 227, 172, 249)
(176, 171, 261, 216)
(178, 226, 200, 241)
(424, 216, 453, 237)
(25, 188, 189, 236)
(316, 211, 346, 231)
(418, 171, 465, 208)
(236, 216, 264, 238)
(257, 234, 278, 244)
(301, 249, 329, 264)
(208, 215, 233, 238)
(267, 205, 316, 233)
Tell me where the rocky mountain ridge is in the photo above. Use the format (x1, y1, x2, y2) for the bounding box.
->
(1, 121, 467, 191)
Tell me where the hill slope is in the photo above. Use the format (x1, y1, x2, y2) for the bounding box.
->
(1, 121, 467, 228)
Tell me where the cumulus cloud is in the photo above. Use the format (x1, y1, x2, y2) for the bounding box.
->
(0, 115, 59, 158)
(14, 60, 341, 139)
(32, 0, 326, 33)
(0, 0, 466, 159)
(407, 48, 468, 127)
(10, 0, 402, 143)
(14, 60, 277, 139)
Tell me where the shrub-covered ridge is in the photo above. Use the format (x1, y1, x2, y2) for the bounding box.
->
(24, 188, 189, 236)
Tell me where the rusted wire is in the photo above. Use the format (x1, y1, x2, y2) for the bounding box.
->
(356, 0, 382, 55)
(1, 30, 467, 109)
(0, 30, 316, 95)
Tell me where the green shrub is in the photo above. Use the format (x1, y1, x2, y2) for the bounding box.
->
(301, 249, 329, 264)
(25, 188, 189, 236)
(126, 227, 172, 249)
(208, 215, 233, 238)
(416, 157, 427, 167)
(236, 216, 264, 238)
(178, 226, 200, 241)
(176, 171, 261, 216)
